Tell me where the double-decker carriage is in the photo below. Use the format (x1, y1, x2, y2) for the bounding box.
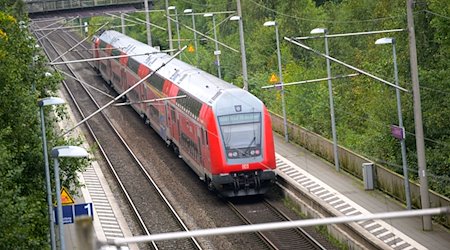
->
(93, 30, 276, 197)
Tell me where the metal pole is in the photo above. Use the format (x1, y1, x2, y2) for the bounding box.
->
(236, 0, 249, 90)
(212, 15, 221, 79)
(120, 12, 125, 35)
(53, 158, 65, 250)
(274, 24, 289, 142)
(144, 0, 152, 46)
(40, 108, 57, 250)
(392, 41, 412, 210)
(165, 0, 173, 55)
(79, 17, 83, 37)
(192, 12, 199, 66)
(174, 9, 181, 52)
(106, 207, 449, 245)
(324, 31, 340, 172)
(406, 0, 431, 230)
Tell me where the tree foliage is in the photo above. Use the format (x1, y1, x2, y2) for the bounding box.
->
(143, 0, 450, 197)
(0, 1, 89, 248)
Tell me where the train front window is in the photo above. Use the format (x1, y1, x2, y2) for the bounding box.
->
(218, 113, 262, 159)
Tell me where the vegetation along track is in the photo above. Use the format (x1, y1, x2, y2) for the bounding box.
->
(32, 22, 201, 250)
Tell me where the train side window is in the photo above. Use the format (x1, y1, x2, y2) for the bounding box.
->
(204, 129, 208, 145)
(171, 107, 175, 120)
(200, 128, 204, 145)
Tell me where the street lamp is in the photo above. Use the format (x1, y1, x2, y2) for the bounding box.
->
(168, 6, 181, 53)
(51, 146, 88, 250)
(38, 96, 65, 250)
(310, 27, 340, 172)
(375, 37, 412, 210)
(183, 8, 199, 66)
(264, 21, 288, 142)
(204, 13, 221, 79)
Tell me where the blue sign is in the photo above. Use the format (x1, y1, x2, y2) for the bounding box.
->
(54, 202, 93, 225)
(74, 203, 93, 218)
(54, 205, 74, 225)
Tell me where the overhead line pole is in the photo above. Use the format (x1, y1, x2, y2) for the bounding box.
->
(165, 0, 173, 55)
(406, 0, 431, 230)
(144, 0, 152, 46)
(236, 0, 249, 91)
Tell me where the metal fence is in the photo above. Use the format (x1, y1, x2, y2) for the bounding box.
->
(25, 0, 144, 13)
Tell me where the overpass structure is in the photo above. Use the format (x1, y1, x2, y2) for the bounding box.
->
(25, 0, 147, 18)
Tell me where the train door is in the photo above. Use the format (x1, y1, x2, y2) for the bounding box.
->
(105, 59, 111, 83)
(201, 127, 210, 171)
(169, 105, 179, 142)
(196, 127, 203, 170)
(120, 68, 127, 94)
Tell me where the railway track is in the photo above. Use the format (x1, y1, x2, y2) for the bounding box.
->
(229, 197, 328, 250)
(33, 21, 201, 250)
(31, 20, 338, 250)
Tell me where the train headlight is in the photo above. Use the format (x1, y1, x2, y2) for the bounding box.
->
(255, 149, 260, 155)
(228, 152, 233, 158)
(250, 150, 255, 155)
(232, 151, 238, 157)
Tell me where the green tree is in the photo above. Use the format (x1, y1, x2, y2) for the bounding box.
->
(0, 1, 90, 247)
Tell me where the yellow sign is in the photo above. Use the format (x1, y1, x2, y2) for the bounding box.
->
(269, 73, 279, 83)
(60, 186, 75, 205)
(188, 44, 195, 53)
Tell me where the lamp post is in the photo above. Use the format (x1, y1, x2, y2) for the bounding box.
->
(165, 0, 173, 54)
(204, 13, 221, 79)
(51, 146, 88, 250)
(183, 8, 198, 66)
(311, 28, 340, 172)
(168, 6, 181, 53)
(375, 37, 412, 210)
(230, 15, 249, 88)
(235, 0, 249, 90)
(264, 21, 288, 142)
(38, 97, 65, 250)
(144, 0, 152, 46)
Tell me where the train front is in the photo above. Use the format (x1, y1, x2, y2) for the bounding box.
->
(208, 89, 276, 197)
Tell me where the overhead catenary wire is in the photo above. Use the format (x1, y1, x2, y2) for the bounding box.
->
(62, 46, 187, 136)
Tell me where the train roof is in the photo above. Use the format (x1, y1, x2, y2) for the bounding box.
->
(97, 30, 241, 106)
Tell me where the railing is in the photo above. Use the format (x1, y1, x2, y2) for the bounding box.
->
(25, 0, 144, 13)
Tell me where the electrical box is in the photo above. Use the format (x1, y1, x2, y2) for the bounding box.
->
(362, 162, 374, 190)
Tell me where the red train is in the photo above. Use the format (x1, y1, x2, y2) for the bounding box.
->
(93, 30, 276, 197)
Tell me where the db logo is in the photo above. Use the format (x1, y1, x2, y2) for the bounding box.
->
(242, 163, 249, 169)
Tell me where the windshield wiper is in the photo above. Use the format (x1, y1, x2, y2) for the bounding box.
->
(244, 137, 256, 156)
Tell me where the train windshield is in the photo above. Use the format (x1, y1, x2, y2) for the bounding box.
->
(218, 113, 262, 160)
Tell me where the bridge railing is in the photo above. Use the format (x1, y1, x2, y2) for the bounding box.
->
(26, 0, 143, 14)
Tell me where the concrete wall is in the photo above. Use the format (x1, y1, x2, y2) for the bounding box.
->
(270, 112, 450, 228)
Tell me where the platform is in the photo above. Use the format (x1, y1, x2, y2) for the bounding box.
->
(273, 133, 450, 249)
